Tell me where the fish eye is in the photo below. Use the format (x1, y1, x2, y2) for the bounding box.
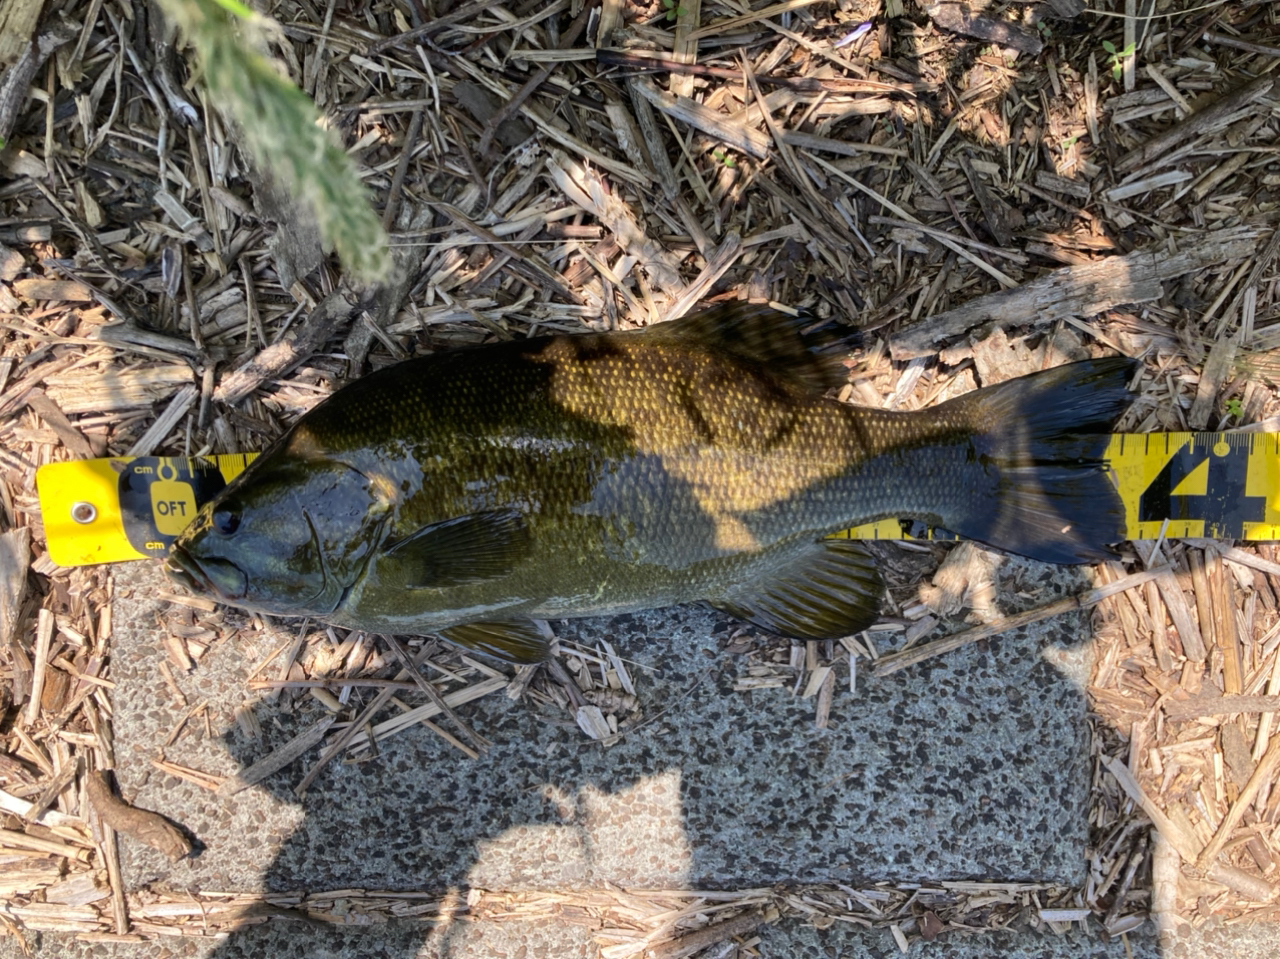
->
(212, 510, 241, 536)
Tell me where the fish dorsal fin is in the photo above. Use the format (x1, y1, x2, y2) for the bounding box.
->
(711, 538, 883, 640)
(440, 619, 549, 663)
(650, 302, 859, 394)
(383, 510, 530, 589)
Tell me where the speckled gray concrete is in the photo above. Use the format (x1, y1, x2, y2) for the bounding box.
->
(106, 558, 1094, 896)
(4, 559, 1277, 956)
(0, 917, 601, 959)
(0, 558, 1114, 958)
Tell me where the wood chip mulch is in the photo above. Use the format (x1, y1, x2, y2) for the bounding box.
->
(2, 0, 1280, 953)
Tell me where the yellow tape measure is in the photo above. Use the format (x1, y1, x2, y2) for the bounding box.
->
(835, 432, 1280, 546)
(34, 433, 1280, 568)
(38, 453, 257, 567)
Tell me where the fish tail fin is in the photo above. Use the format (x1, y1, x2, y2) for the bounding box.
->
(943, 357, 1138, 564)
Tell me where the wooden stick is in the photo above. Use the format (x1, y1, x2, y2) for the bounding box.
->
(888, 225, 1264, 359)
(1102, 756, 1199, 861)
(218, 716, 335, 798)
(25, 608, 55, 726)
(23, 388, 97, 457)
(342, 678, 508, 751)
(1164, 694, 1280, 723)
(629, 75, 771, 159)
(0, 528, 30, 704)
(1155, 567, 1207, 662)
(1116, 75, 1276, 172)
(874, 566, 1169, 676)
(213, 290, 357, 404)
(295, 642, 440, 795)
(382, 635, 489, 754)
(597, 49, 920, 99)
(1196, 735, 1280, 870)
(250, 677, 435, 690)
(99, 823, 130, 934)
(867, 215, 1028, 263)
(872, 596, 1078, 677)
(296, 687, 396, 796)
(809, 153, 1019, 290)
(0, 827, 92, 861)
(1203, 31, 1280, 59)
(648, 909, 766, 959)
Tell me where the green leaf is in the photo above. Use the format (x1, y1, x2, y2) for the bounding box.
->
(1101, 40, 1117, 55)
(1226, 398, 1245, 418)
(157, 0, 390, 282)
(207, 0, 256, 19)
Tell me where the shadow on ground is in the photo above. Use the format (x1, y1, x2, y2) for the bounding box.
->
(79, 556, 1167, 958)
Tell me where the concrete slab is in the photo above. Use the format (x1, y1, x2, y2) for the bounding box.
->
(0, 925, 432, 959)
(107, 556, 1095, 899)
(7, 555, 1279, 959)
(1, 553, 1120, 957)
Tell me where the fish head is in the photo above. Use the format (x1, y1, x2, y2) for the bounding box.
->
(165, 454, 394, 616)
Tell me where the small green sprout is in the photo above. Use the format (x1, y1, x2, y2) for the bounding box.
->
(1061, 135, 1079, 151)
(1226, 397, 1245, 419)
(661, 0, 688, 22)
(1101, 40, 1136, 81)
(712, 149, 737, 168)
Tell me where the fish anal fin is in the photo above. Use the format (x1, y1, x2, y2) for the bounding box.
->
(439, 620, 549, 663)
(712, 539, 883, 641)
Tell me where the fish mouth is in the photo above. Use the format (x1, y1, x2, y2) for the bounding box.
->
(164, 545, 248, 602)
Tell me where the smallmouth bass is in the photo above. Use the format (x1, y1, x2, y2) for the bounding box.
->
(166, 303, 1137, 661)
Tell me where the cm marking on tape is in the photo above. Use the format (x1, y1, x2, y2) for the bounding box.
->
(843, 432, 1280, 545)
(34, 434, 1280, 568)
(39, 453, 258, 567)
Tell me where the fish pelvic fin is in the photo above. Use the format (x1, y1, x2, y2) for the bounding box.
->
(711, 538, 883, 640)
(439, 619, 549, 663)
(942, 357, 1139, 564)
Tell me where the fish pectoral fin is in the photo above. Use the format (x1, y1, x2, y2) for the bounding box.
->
(711, 539, 883, 641)
(384, 509, 530, 589)
(439, 619, 549, 663)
